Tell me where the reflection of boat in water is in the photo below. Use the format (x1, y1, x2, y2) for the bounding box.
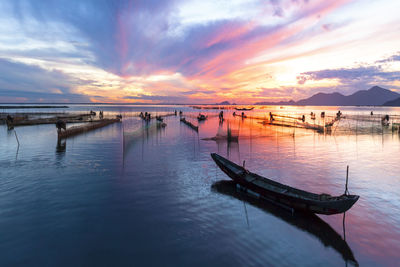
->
(211, 180, 358, 266)
(235, 107, 254, 111)
(211, 153, 359, 215)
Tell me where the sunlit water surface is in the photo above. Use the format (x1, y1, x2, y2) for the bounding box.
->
(1, 104, 400, 266)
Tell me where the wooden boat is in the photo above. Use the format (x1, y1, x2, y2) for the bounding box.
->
(211, 180, 358, 265)
(211, 153, 359, 215)
(235, 107, 254, 111)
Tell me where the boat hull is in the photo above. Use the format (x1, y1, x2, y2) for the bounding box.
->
(211, 153, 359, 215)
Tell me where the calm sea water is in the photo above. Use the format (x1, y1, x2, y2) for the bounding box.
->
(1, 104, 400, 266)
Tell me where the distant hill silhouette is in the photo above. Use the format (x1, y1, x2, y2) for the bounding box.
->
(215, 101, 230, 105)
(256, 86, 399, 106)
(254, 100, 296, 105)
(215, 101, 236, 105)
(383, 97, 400, 106)
(296, 92, 346, 106)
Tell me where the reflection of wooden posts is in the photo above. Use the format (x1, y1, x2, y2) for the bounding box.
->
(56, 138, 66, 153)
(345, 165, 349, 195)
(227, 121, 239, 142)
(293, 118, 296, 136)
(343, 212, 346, 241)
(333, 117, 340, 135)
(227, 122, 231, 141)
(355, 114, 358, 135)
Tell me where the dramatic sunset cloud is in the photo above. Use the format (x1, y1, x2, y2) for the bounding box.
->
(0, 0, 399, 103)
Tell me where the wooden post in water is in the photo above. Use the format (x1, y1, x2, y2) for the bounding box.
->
(345, 165, 349, 195)
(14, 130, 20, 147)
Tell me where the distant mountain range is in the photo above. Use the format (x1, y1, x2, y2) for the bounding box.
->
(255, 86, 400, 106)
(383, 96, 400, 106)
(215, 101, 236, 105)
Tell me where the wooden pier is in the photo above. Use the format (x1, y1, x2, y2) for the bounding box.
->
(180, 118, 198, 131)
(58, 118, 121, 139)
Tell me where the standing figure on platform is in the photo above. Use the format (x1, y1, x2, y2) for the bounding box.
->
(219, 111, 224, 122)
(56, 120, 66, 133)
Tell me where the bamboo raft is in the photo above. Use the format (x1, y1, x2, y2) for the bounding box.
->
(233, 113, 268, 121)
(259, 119, 325, 133)
(58, 118, 121, 139)
(6, 113, 93, 127)
(138, 112, 176, 118)
(190, 105, 232, 110)
(180, 118, 198, 131)
(296, 121, 325, 133)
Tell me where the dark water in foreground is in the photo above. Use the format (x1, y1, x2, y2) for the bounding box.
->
(1, 105, 400, 266)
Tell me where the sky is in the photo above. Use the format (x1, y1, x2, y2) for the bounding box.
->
(0, 0, 399, 104)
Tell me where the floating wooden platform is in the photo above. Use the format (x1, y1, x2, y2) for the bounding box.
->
(138, 112, 176, 118)
(58, 118, 120, 139)
(233, 113, 267, 120)
(6, 113, 93, 127)
(180, 117, 198, 131)
(259, 120, 324, 133)
(190, 105, 232, 110)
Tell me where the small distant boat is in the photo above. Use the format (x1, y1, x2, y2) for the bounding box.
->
(211, 153, 359, 215)
(197, 114, 207, 121)
(235, 107, 254, 111)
